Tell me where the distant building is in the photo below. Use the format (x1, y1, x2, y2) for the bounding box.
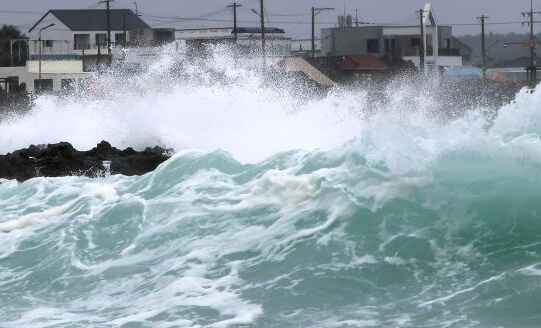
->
(174, 27, 291, 57)
(27, 9, 154, 61)
(321, 4, 465, 69)
(0, 9, 172, 93)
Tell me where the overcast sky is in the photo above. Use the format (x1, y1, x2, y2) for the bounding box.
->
(1, 0, 539, 38)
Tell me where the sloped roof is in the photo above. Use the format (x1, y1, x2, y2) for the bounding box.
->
(29, 9, 150, 32)
(282, 57, 335, 87)
(341, 55, 388, 70)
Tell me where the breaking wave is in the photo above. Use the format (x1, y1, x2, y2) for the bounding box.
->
(1, 45, 541, 327)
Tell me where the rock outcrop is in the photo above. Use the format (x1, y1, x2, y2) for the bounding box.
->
(0, 141, 171, 182)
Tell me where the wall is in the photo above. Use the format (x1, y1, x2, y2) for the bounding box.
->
(27, 60, 83, 74)
(28, 12, 145, 58)
(321, 27, 382, 57)
(0, 61, 89, 93)
(404, 55, 462, 67)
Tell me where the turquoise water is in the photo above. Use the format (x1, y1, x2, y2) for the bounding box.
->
(1, 47, 541, 327)
(2, 133, 541, 327)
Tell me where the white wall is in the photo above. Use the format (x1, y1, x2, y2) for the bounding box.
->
(404, 56, 462, 68)
(0, 61, 89, 93)
(27, 60, 83, 74)
(28, 12, 132, 57)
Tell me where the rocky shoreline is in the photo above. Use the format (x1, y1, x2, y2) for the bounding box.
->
(0, 141, 171, 182)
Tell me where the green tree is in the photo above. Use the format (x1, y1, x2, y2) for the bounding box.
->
(0, 25, 26, 40)
(0, 25, 28, 67)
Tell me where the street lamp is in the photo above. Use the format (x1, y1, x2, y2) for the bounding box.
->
(250, 4, 266, 66)
(38, 23, 55, 92)
(311, 7, 334, 58)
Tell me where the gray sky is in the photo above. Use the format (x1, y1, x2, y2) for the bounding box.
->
(1, 0, 539, 38)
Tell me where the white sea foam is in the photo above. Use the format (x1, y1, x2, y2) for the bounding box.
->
(0, 201, 74, 233)
(1, 46, 541, 328)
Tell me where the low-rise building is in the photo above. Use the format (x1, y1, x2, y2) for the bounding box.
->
(28, 9, 153, 60)
(321, 4, 466, 69)
(175, 27, 291, 57)
(1, 9, 166, 94)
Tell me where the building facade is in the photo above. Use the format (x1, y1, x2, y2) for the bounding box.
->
(0, 9, 163, 93)
(321, 4, 464, 68)
(175, 27, 292, 57)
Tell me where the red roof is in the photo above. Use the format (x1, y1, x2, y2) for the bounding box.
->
(341, 54, 388, 70)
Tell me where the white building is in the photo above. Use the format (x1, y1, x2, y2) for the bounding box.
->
(28, 9, 153, 59)
(175, 27, 292, 57)
(0, 9, 160, 93)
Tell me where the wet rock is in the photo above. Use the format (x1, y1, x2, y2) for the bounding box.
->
(0, 141, 171, 182)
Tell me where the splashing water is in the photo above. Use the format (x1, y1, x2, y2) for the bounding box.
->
(1, 46, 541, 328)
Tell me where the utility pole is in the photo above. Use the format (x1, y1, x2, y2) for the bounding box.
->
(504, 1, 541, 84)
(355, 9, 359, 28)
(260, 0, 266, 65)
(311, 7, 334, 58)
(123, 13, 127, 47)
(227, 3, 241, 41)
(100, 0, 113, 64)
(522, 0, 541, 83)
(478, 15, 489, 79)
(418, 9, 425, 73)
(38, 23, 55, 92)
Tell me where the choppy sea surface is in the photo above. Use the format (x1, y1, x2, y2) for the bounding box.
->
(1, 46, 541, 327)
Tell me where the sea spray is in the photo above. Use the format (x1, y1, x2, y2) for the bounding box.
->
(1, 45, 541, 327)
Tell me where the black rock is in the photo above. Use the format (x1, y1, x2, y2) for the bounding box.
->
(0, 141, 171, 182)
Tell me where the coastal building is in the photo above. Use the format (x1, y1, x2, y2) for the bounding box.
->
(320, 4, 466, 69)
(175, 27, 292, 57)
(27, 9, 154, 60)
(0, 9, 167, 94)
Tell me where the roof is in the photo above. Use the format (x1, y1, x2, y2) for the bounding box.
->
(236, 27, 285, 34)
(452, 37, 472, 52)
(29, 9, 150, 32)
(282, 57, 335, 87)
(341, 55, 388, 70)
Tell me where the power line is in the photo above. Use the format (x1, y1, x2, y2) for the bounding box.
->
(0, 10, 43, 15)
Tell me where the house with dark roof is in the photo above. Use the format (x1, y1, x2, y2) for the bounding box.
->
(27, 9, 156, 60)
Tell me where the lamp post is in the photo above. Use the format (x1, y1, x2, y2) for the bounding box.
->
(38, 23, 55, 92)
(250, 6, 266, 66)
(311, 7, 334, 58)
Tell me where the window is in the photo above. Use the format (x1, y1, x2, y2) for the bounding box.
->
(44, 40, 53, 48)
(384, 39, 395, 53)
(96, 33, 107, 47)
(61, 79, 75, 91)
(115, 33, 126, 46)
(74, 34, 90, 50)
(34, 79, 53, 92)
(445, 38, 451, 49)
(367, 39, 379, 53)
(410, 38, 421, 47)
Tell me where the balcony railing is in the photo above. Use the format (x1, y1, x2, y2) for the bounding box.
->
(400, 46, 460, 57)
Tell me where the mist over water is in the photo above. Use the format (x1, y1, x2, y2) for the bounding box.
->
(1, 46, 541, 327)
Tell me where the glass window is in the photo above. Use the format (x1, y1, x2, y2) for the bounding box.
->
(96, 33, 107, 46)
(115, 33, 125, 46)
(74, 34, 90, 50)
(367, 39, 379, 53)
(44, 40, 53, 48)
(61, 79, 75, 91)
(34, 79, 53, 92)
